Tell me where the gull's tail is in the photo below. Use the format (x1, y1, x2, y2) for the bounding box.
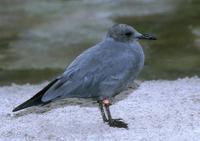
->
(12, 78, 59, 112)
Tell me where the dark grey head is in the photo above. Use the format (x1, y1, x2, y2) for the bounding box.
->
(107, 24, 157, 42)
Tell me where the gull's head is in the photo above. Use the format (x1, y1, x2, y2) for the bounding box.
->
(107, 24, 157, 42)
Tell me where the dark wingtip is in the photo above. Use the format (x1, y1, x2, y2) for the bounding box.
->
(12, 107, 20, 112)
(12, 102, 29, 112)
(12, 78, 59, 113)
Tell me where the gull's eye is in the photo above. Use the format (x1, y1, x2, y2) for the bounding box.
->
(124, 31, 132, 37)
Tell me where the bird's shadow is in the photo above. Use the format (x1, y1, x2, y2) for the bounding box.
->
(12, 81, 140, 118)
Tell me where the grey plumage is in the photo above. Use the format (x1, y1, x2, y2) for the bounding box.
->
(42, 36, 144, 101)
(42, 24, 145, 101)
(13, 24, 156, 128)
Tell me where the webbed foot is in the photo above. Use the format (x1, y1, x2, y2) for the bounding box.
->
(108, 119, 128, 129)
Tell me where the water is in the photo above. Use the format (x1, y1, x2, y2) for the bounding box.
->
(0, 0, 199, 85)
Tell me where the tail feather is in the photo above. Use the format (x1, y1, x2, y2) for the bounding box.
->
(12, 78, 59, 112)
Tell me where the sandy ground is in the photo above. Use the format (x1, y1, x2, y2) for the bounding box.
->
(0, 77, 200, 141)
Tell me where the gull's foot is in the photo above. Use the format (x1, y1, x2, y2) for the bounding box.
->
(108, 119, 128, 129)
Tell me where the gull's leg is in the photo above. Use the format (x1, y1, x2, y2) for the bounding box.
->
(98, 101, 108, 122)
(103, 98, 128, 129)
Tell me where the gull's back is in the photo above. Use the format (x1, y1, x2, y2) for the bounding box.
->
(42, 37, 144, 102)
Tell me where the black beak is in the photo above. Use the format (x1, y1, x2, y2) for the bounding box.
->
(138, 33, 157, 40)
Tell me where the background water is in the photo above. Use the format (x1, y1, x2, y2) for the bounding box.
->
(0, 0, 199, 85)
